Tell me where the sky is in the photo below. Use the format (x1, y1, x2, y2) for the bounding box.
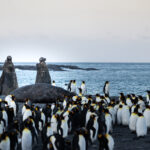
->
(0, 0, 150, 62)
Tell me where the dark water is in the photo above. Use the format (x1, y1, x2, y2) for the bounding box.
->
(0, 63, 150, 96)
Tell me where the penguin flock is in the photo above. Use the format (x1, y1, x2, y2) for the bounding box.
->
(0, 81, 149, 150)
(117, 91, 150, 138)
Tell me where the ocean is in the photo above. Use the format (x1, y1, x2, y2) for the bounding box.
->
(0, 62, 150, 96)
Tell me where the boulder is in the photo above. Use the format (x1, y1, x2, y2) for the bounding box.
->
(35, 57, 51, 84)
(10, 83, 75, 103)
(0, 56, 18, 95)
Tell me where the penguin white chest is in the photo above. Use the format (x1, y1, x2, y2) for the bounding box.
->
(2, 110, 8, 126)
(61, 119, 68, 138)
(23, 110, 32, 121)
(122, 106, 130, 126)
(81, 84, 86, 95)
(107, 134, 114, 150)
(144, 110, 150, 128)
(117, 109, 122, 125)
(79, 135, 86, 150)
(129, 114, 138, 131)
(136, 117, 147, 137)
(47, 126, 53, 137)
(51, 117, 57, 133)
(21, 129, 32, 150)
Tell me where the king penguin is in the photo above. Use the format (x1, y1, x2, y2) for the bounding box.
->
(104, 109, 113, 134)
(71, 80, 76, 93)
(86, 114, 98, 143)
(103, 81, 109, 96)
(98, 134, 114, 150)
(81, 81, 86, 95)
(146, 90, 150, 103)
(72, 129, 86, 150)
(129, 108, 138, 133)
(121, 104, 130, 126)
(23, 105, 32, 121)
(143, 105, 150, 129)
(117, 105, 123, 125)
(136, 113, 147, 137)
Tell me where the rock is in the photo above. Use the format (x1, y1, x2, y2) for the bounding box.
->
(10, 83, 75, 103)
(35, 57, 51, 84)
(0, 56, 18, 95)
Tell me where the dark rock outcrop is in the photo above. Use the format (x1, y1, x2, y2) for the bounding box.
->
(35, 57, 51, 84)
(0, 64, 99, 71)
(10, 83, 75, 103)
(0, 56, 18, 95)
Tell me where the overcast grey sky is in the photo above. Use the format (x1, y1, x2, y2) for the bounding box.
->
(0, 0, 150, 62)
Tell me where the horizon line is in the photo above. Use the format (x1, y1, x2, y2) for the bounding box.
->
(1, 61, 150, 64)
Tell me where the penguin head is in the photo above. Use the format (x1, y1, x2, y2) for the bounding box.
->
(35, 106, 39, 111)
(96, 94, 100, 97)
(88, 95, 92, 100)
(132, 99, 137, 105)
(100, 96, 105, 100)
(75, 128, 83, 135)
(25, 104, 31, 110)
(104, 94, 109, 98)
(55, 114, 60, 120)
(104, 109, 109, 114)
(138, 95, 143, 101)
(146, 90, 150, 94)
(82, 81, 85, 84)
(11, 95, 16, 101)
(115, 101, 119, 105)
(131, 94, 136, 99)
(120, 93, 124, 96)
(108, 103, 113, 108)
(89, 106, 95, 112)
(78, 88, 82, 93)
(145, 105, 150, 110)
(90, 114, 96, 120)
(119, 105, 123, 109)
(105, 81, 109, 84)
(127, 94, 131, 99)
(0, 131, 9, 142)
(138, 113, 143, 117)
(46, 122, 51, 127)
